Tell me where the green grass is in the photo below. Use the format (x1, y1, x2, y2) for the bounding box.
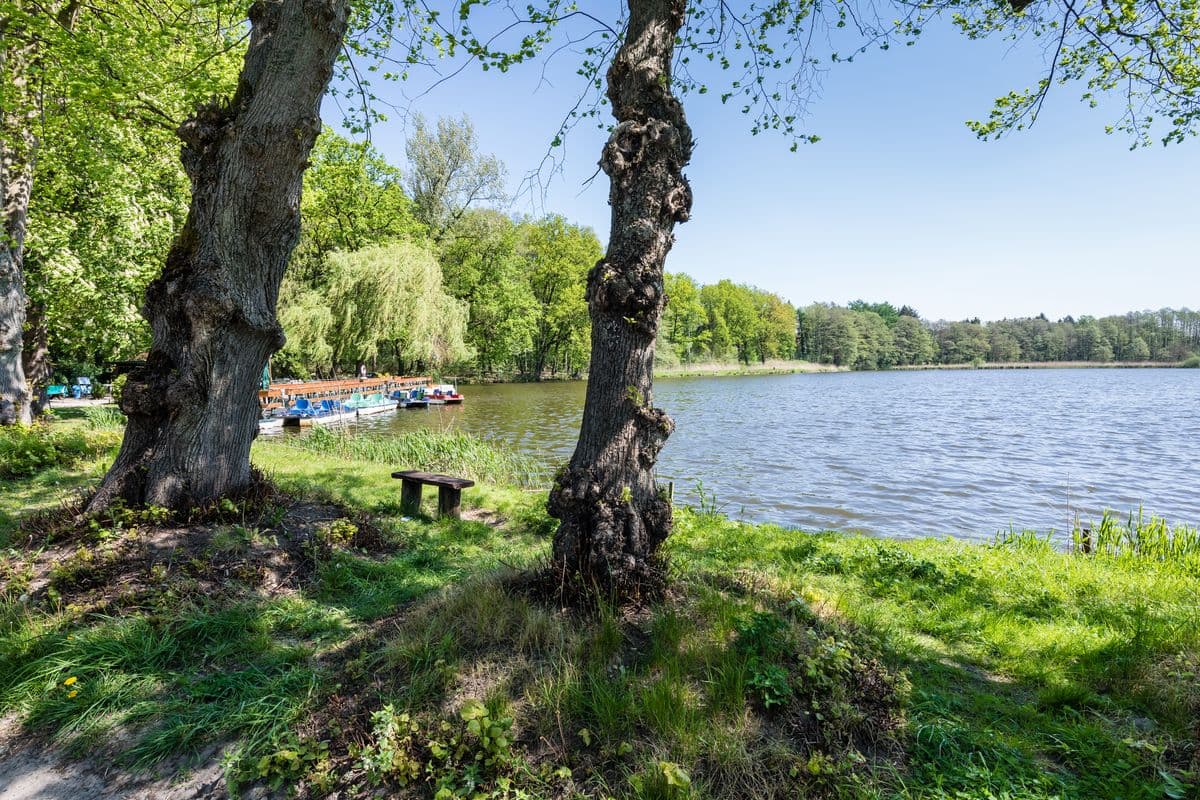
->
(0, 423, 1196, 798)
(276, 426, 547, 487)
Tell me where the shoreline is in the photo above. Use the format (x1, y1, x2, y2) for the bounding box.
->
(459, 360, 846, 385)
(891, 360, 1185, 371)
(456, 360, 1189, 385)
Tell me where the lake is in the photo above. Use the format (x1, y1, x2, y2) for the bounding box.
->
(313, 368, 1200, 542)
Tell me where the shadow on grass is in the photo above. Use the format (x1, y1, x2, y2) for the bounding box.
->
(0, 473, 556, 786)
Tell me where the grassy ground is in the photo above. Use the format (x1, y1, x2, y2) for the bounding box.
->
(0, 421, 1196, 799)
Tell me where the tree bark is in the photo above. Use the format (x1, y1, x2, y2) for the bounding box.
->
(89, 0, 348, 512)
(22, 299, 50, 416)
(0, 36, 36, 426)
(547, 0, 692, 596)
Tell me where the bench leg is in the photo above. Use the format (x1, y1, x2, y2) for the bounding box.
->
(437, 486, 462, 519)
(401, 479, 423, 515)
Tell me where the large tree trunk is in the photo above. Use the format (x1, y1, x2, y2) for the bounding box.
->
(547, 0, 692, 596)
(0, 41, 36, 426)
(89, 0, 348, 512)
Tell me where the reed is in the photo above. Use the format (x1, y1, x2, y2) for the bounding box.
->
(284, 427, 547, 487)
(1074, 508, 1200, 565)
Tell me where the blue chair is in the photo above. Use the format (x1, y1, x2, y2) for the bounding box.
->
(289, 397, 314, 417)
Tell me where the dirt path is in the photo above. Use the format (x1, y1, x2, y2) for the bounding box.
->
(0, 718, 237, 800)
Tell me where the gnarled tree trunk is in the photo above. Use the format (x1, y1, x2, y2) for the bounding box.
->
(548, 0, 692, 596)
(89, 0, 348, 512)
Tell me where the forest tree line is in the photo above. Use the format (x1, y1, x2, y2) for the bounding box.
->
(794, 302, 1200, 369)
(28, 109, 1197, 383)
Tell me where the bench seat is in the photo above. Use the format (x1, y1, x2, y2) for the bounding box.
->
(392, 470, 475, 519)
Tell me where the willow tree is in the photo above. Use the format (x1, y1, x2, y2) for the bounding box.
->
(524, 0, 1200, 595)
(324, 241, 470, 373)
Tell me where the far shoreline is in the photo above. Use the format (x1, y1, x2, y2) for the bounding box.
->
(457, 359, 1190, 385)
(892, 360, 1187, 371)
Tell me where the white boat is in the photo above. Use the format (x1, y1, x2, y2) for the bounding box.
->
(344, 392, 398, 416)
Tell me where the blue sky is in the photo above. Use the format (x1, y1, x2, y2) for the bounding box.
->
(331, 9, 1199, 322)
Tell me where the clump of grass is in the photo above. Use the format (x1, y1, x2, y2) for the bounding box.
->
(288, 427, 545, 487)
(83, 405, 126, 429)
(1075, 509, 1200, 566)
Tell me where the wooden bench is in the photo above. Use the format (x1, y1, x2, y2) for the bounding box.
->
(392, 470, 475, 519)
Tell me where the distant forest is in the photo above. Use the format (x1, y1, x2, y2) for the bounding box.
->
(657, 283, 1200, 370)
(793, 303, 1200, 368)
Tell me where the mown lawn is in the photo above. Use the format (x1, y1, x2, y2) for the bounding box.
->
(0, 422, 1196, 799)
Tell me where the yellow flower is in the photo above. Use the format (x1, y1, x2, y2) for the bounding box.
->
(67, 690, 79, 699)
(63, 676, 77, 686)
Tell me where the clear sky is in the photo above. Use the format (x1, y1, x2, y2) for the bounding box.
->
(330, 10, 1199, 322)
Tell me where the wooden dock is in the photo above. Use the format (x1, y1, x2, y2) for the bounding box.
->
(258, 376, 429, 414)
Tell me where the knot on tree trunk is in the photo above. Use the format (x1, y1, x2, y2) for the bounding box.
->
(118, 362, 170, 418)
(633, 403, 674, 468)
(178, 102, 234, 178)
(600, 119, 690, 190)
(548, 465, 673, 596)
(586, 256, 666, 328)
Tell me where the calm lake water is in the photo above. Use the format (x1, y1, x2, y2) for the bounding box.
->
(310, 369, 1199, 542)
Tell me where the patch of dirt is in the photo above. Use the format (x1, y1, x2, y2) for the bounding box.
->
(0, 716, 238, 800)
(3, 495, 392, 614)
(460, 508, 505, 526)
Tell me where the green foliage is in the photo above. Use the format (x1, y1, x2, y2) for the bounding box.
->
(318, 518, 359, 548)
(254, 734, 330, 790)
(325, 241, 471, 371)
(797, 303, 1200, 368)
(630, 760, 693, 799)
(358, 705, 423, 785)
(405, 114, 507, 240)
(9, 1, 244, 374)
(0, 423, 115, 478)
(439, 210, 539, 375)
(292, 130, 425, 283)
(83, 405, 125, 430)
(659, 278, 796, 366)
(275, 119, 600, 381)
(357, 699, 520, 797)
(520, 215, 600, 378)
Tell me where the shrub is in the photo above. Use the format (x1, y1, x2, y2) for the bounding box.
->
(1180, 354, 1200, 368)
(0, 424, 94, 478)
